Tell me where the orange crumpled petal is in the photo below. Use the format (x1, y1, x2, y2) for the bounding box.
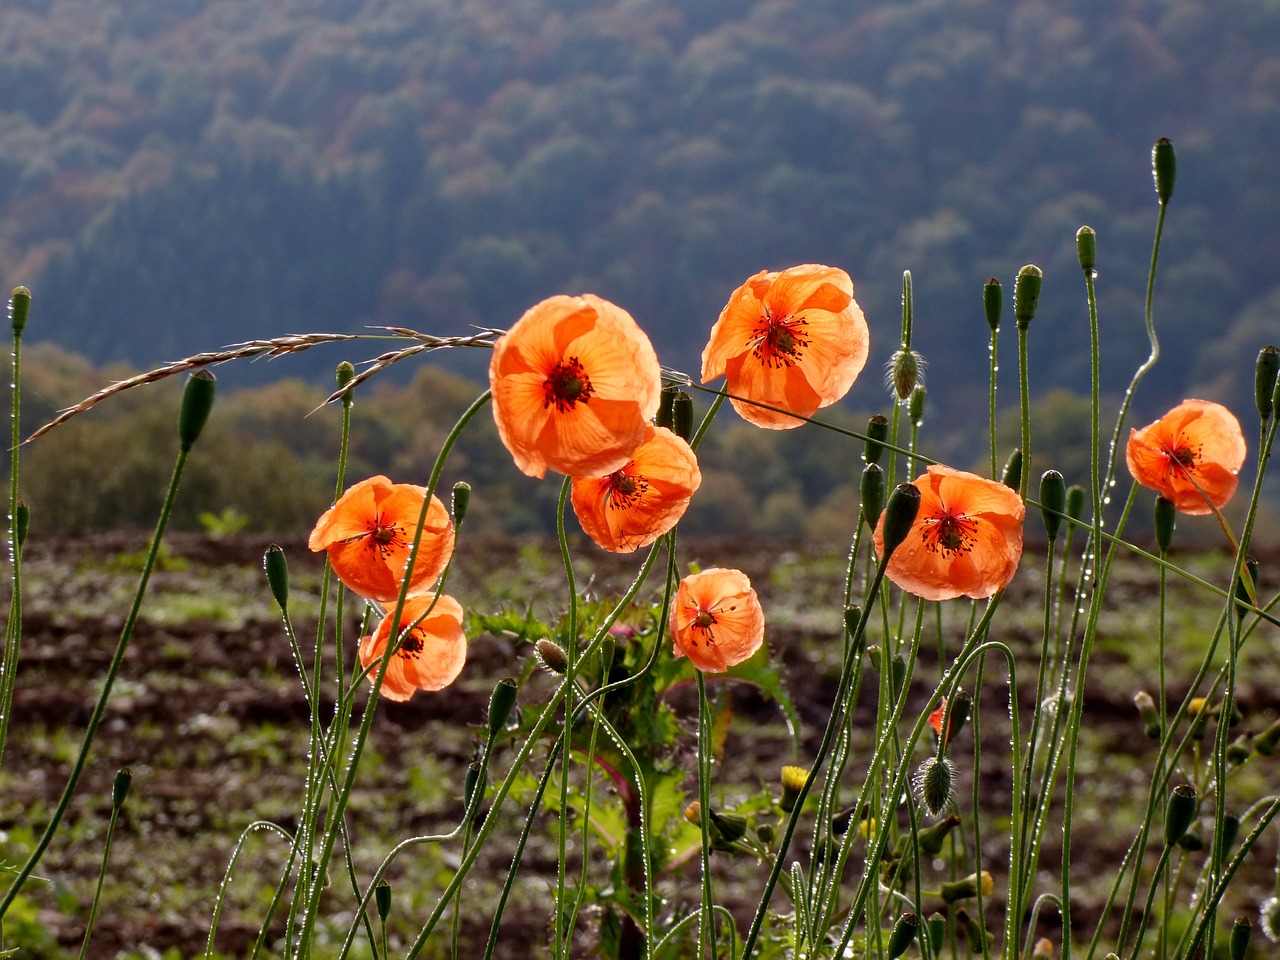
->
(1125, 399, 1246, 515)
(669, 567, 765, 672)
(358, 594, 467, 700)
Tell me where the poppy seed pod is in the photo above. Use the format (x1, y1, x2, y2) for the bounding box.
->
(1077, 225, 1097, 273)
(656, 384, 679, 431)
(879, 482, 922, 559)
(487, 677, 518, 737)
(178, 369, 217, 452)
(1040, 470, 1067, 541)
(1153, 137, 1176, 203)
(983, 277, 1002, 333)
(1231, 916, 1252, 960)
(264, 544, 289, 611)
(9, 286, 30, 336)
(1014, 265, 1043, 330)
(671, 391, 694, 442)
(1256, 346, 1279, 422)
(336, 360, 356, 391)
(1154, 496, 1176, 554)
(886, 912, 921, 960)
(452, 481, 471, 524)
(863, 414, 889, 465)
(112, 768, 133, 808)
(1002, 448, 1023, 491)
(375, 881, 392, 923)
(1066, 484, 1086, 524)
(1165, 784, 1198, 846)
(908, 385, 927, 427)
(861, 462, 886, 531)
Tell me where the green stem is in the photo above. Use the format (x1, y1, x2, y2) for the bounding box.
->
(0, 320, 24, 766)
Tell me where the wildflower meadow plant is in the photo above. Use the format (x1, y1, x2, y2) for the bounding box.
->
(3, 137, 1280, 960)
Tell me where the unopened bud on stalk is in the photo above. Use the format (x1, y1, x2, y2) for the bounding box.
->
(908, 384, 927, 427)
(843, 605, 862, 638)
(1154, 496, 1176, 554)
(1256, 346, 1279, 422)
(1165, 784, 1198, 846)
(941, 870, 993, 904)
(863, 415, 889, 465)
(1231, 916, 1252, 960)
(914, 756, 955, 819)
(683, 801, 701, 825)
(264, 545, 289, 611)
(983, 278, 1002, 333)
(487, 677, 518, 737)
(887, 348, 925, 403)
(14, 501, 29, 550)
(880, 483, 922, 559)
(452, 481, 471, 524)
(1188, 697, 1211, 739)
(671, 391, 694, 441)
(178, 369, 217, 452)
(1077, 226, 1097, 273)
(886, 912, 921, 959)
(1001, 448, 1022, 490)
(657, 385, 679, 431)
(1032, 937, 1054, 959)
(956, 907, 994, 953)
(779, 765, 809, 813)
(9, 286, 29, 336)
(375, 881, 392, 922)
(940, 692, 972, 746)
(112, 768, 133, 808)
(1134, 690, 1161, 739)
(1153, 137, 1176, 203)
(533, 638, 568, 674)
(1221, 811, 1241, 855)
(1040, 470, 1066, 541)
(861, 463, 885, 531)
(755, 822, 774, 844)
(1227, 734, 1253, 766)
(336, 361, 356, 408)
(1252, 717, 1280, 756)
(1014, 265, 1043, 330)
(1066, 484, 1086, 524)
(918, 813, 961, 856)
(890, 653, 906, 699)
(1234, 556, 1260, 623)
(708, 808, 748, 845)
(927, 913, 947, 953)
(464, 760, 485, 814)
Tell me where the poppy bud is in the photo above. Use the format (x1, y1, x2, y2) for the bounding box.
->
(863, 414, 889, 465)
(830, 806, 855, 836)
(1154, 496, 1176, 554)
(983, 278, 1002, 333)
(671, 391, 694, 442)
(375, 881, 392, 923)
(861, 463, 886, 531)
(1221, 811, 1241, 855)
(9, 286, 29, 336)
(1001, 448, 1022, 491)
(918, 813, 961, 856)
(755, 822, 774, 844)
(178, 369, 216, 452)
(1066, 484, 1086, 524)
(709, 808, 748, 845)
(464, 760, 485, 814)
(926, 912, 947, 953)
(533, 638, 568, 674)
(1227, 734, 1253, 766)
(880, 482, 922, 559)
(336, 361, 356, 407)
(779, 765, 809, 813)
(1077, 225, 1097, 273)
(452, 481, 471, 524)
(1255, 346, 1279, 422)
(1253, 717, 1280, 756)
(941, 870, 993, 904)
(887, 348, 925, 403)
(14, 501, 29, 550)
(656, 385, 679, 430)
(1153, 137, 1176, 204)
(1165, 784, 1198, 846)
(1231, 916, 1252, 960)
(487, 677, 518, 737)
(1134, 690, 1161, 740)
(890, 654, 906, 699)
(1040, 470, 1067, 541)
(908, 384, 927, 427)
(1014, 265, 1043, 330)
(887, 912, 921, 959)
(263, 545, 289, 611)
(843, 605, 862, 638)
(914, 756, 955, 819)
(1234, 556, 1260, 623)
(112, 768, 133, 808)
(940, 692, 972, 746)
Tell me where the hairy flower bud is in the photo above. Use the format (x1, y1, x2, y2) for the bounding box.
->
(1154, 496, 1176, 554)
(914, 756, 955, 819)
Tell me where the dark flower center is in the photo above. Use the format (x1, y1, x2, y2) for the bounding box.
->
(921, 509, 979, 559)
(543, 357, 594, 412)
(607, 471, 649, 510)
(749, 306, 810, 369)
(398, 632, 424, 656)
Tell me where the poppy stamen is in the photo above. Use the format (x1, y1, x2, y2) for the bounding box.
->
(921, 509, 980, 559)
(749, 306, 811, 369)
(605, 471, 650, 510)
(543, 357, 594, 412)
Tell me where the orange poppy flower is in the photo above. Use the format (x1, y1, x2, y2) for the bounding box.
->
(928, 698, 948, 737)
(670, 568, 765, 673)
(309, 475, 455, 603)
(570, 425, 702, 553)
(1126, 399, 1246, 515)
(489, 294, 663, 478)
(358, 594, 467, 700)
(873, 465, 1025, 601)
(701, 264, 869, 429)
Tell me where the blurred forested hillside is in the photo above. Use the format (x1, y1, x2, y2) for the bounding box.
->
(3, 0, 1279, 448)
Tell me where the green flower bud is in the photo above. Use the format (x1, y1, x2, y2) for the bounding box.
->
(861, 463, 885, 531)
(533, 638, 568, 674)
(1001, 448, 1023, 491)
(1235, 557, 1260, 623)
(1066, 484, 1086, 524)
(842, 605, 862, 638)
(1014, 265, 1043, 330)
(1221, 811, 1241, 856)
(263, 545, 289, 611)
(656, 385, 679, 431)
(375, 881, 392, 923)
(1252, 717, 1280, 756)
(890, 653, 906, 699)
(9, 286, 30, 336)
(880, 482, 922, 559)
(1230, 915, 1252, 960)
(112, 768, 133, 808)
(887, 348, 925, 403)
(672, 391, 694, 442)
(178, 369, 217, 452)
(908, 384, 926, 427)
(1134, 690, 1161, 740)
(14, 501, 30, 551)
(452, 481, 471, 524)
(1255, 346, 1279, 422)
(1165, 784, 1198, 847)
(863, 414, 889, 465)
(1154, 496, 1176, 554)
(1039, 470, 1066, 541)
(336, 362, 356, 407)
(708, 808, 748, 845)
(464, 760, 485, 815)
(1077, 225, 1097, 273)
(755, 822, 775, 845)
(487, 677, 518, 737)
(887, 912, 921, 959)
(917, 813, 961, 856)
(1153, 137, 1176, 204)
(1227, 734, 1253, 766)
(942, 870, 994, 904)
(983, 278, 1002, 333)
(914, 756, 955, 819)
(927, 912, 947, 953)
